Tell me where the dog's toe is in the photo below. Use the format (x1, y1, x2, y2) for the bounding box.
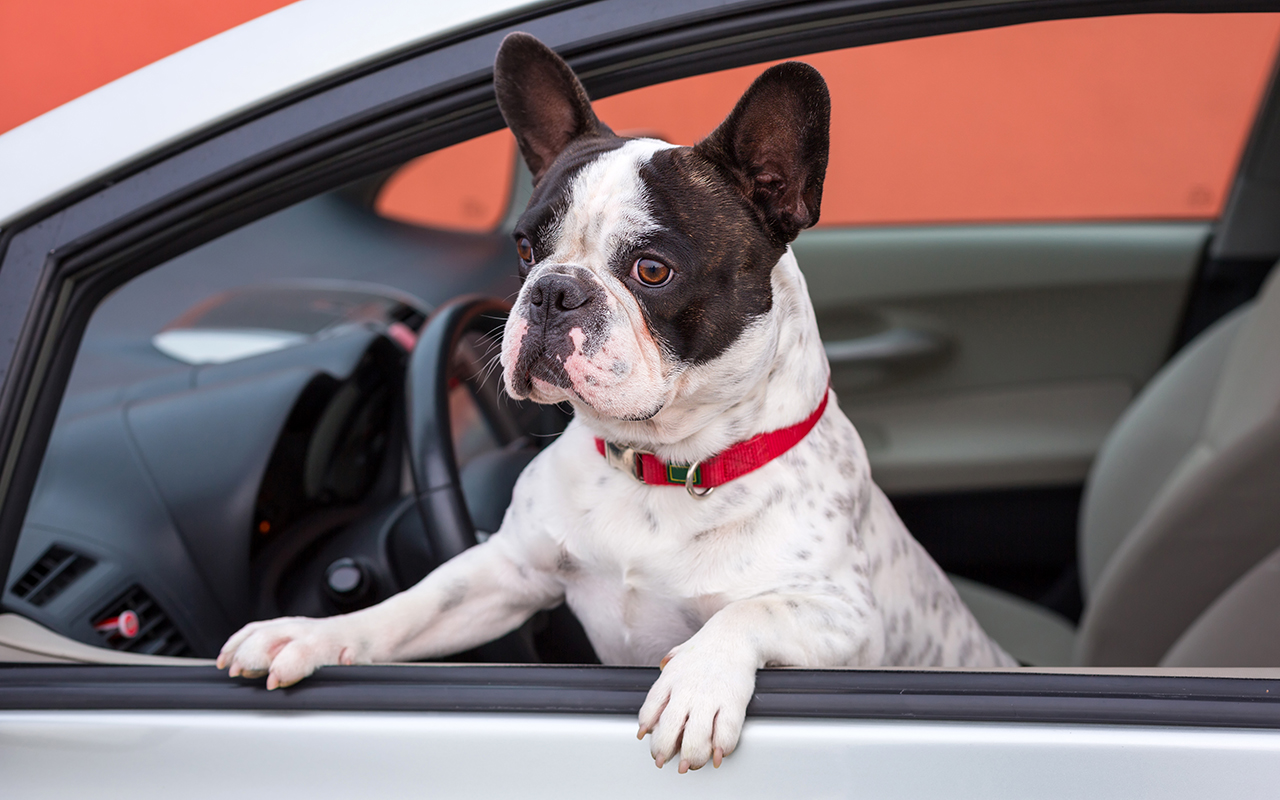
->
(678, 705, 717, 769)
(639, 641, 755, 772)
(266, 639, 323, 689)
(647, 703, 685, 767)
(218, 617, 351, 689)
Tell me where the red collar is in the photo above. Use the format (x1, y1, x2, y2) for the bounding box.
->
(594, 388, 829, 497)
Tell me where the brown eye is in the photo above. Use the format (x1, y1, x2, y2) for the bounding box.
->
(633, 258, 672, 287)
(516, 236, 534, 266)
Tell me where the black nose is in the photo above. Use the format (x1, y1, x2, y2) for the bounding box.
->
(529, 274, 589, 312)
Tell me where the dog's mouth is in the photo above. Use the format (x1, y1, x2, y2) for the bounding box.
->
(509, 349, 665, 421)
(503, 296, 671, 422)
(508, 337, 571, 396)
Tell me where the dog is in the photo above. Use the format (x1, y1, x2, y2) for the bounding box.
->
(217, 32, 1016, 773)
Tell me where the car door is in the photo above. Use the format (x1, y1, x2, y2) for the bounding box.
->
(3, 1, 1280, 798)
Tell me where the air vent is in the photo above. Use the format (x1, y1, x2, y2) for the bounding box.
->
(10, 545, 97, 607)
(92, 584, 192, 657)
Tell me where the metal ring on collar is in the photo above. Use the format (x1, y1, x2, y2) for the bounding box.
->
(685, 460, 714, 499)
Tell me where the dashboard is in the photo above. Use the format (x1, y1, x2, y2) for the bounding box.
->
(0, 284, 457, 658)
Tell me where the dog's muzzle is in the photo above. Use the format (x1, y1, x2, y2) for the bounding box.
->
(510, 268, 609, 395)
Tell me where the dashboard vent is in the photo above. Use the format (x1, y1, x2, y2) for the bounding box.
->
(92, 585, 192, 657)
(10, 545, 97, 607)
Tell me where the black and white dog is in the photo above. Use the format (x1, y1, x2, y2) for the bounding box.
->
(219, 33, 1015, 772)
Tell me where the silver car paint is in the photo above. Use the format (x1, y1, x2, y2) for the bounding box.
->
(3, 711, 1279, 798)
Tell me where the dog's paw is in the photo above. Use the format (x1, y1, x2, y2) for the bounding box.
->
(216, 616, 362, 689)
(637, 640, 757, 773)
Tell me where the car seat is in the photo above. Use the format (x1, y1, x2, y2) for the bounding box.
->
(953, 260, 1280, 667)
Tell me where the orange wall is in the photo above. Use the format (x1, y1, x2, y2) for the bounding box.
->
(601, 14, 1280, 224)
(382, 13, 1280, 230)
(0, 0, 295, 136)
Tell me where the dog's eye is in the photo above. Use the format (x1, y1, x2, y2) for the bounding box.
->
(516, 236, 535, 266)
(633, 258, 672, 287)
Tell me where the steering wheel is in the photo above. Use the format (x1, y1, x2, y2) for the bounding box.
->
(407, 291, 532, 555)
(403, 295, 543, 661)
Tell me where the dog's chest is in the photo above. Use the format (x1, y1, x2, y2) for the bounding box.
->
(515, 421, 869, 665)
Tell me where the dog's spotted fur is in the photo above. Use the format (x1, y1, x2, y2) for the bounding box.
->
(218, 32, 1015, 774)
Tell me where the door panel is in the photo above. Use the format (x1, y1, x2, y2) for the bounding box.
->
(3, 710, 1279, 799)
(794, 222, 1207, 493)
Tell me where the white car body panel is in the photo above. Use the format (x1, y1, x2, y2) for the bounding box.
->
(3, 711, 1279, 798)
(0, 0, 544, 229)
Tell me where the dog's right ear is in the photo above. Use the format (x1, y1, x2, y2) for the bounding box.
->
(494, 33, 614, 184)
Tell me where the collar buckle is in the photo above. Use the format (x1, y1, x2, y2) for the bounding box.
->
(604, 441, 648, 483)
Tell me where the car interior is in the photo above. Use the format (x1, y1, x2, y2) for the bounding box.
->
(3, 12, 1280, 673)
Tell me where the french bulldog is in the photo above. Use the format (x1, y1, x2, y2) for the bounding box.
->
(218, 32, 1016, 773)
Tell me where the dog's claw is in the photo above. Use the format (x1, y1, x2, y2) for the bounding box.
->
(655, 755, 665, 769)
(678, 759, 689, 774)
(637, 725, 647, 740)
(713, 747, 724, 768)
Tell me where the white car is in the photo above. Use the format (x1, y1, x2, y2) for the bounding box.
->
(3, 0, 1280, 796)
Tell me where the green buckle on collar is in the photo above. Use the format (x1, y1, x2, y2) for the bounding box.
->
(666, 463, 702, 485)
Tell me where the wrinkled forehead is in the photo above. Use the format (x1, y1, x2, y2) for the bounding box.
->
(521, 138, 679, 266)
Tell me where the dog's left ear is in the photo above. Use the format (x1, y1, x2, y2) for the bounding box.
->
(494, 32, 615, 184)
(694, 62, 830, 244)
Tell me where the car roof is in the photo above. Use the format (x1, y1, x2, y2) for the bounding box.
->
(0, 0, 544, 229)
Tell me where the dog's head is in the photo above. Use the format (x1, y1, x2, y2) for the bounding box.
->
(495, 33, 829, 427)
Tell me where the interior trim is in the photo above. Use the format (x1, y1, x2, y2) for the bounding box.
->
(2, 664, 1280, 729)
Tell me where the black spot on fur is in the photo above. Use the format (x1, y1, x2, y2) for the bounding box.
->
(615, 147, 783, 365)
(556, 548, 578, 574)
(832, 492, 856, 518)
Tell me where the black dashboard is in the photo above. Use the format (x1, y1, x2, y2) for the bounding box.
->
(0, 184, 554, 660)
(2, 283, 447, 658)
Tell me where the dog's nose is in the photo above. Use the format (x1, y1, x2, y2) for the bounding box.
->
(529, 274, 588, 312)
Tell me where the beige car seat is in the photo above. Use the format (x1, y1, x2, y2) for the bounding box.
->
(954, 262, 1280, 667)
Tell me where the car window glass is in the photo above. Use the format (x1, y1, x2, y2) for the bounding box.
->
(375, 130, 516, 232)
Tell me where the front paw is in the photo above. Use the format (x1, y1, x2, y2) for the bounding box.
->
(216, 616, 361, 689)
(636, 642, 757, 773)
